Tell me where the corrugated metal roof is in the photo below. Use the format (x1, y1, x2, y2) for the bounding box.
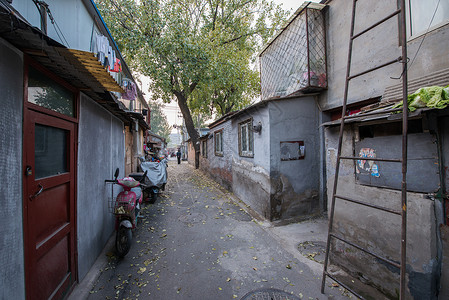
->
(382, 67, 449, 103)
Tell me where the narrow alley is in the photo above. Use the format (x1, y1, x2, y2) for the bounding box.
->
(84, 161, 349, 300)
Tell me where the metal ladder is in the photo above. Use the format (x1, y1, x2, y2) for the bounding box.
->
(320, 0, 409, 299)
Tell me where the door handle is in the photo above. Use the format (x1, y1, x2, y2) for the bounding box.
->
(30, 183, 44, 200)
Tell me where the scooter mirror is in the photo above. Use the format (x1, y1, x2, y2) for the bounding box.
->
(114, 168, 119, 179)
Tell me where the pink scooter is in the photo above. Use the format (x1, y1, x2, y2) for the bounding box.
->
(106, 168, 147, 257)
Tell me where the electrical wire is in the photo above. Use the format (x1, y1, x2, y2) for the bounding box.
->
(31, 0, 70, 47)
(46, 5, 70, 47)
(408, 0, 441, 71)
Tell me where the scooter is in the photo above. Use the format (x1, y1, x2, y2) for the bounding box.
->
(139, 159, 168, 204)
(130, 158, 168, 204)
(106, 168, 147, 257)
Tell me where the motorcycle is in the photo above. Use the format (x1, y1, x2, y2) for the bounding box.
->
(130, 158, 167, 204)
(105, 168, 147, 257)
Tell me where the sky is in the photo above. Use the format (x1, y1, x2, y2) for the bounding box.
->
(148, 0, 322, 131)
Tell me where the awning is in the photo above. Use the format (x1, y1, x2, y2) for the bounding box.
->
(0, 2, 129, 120)
(321, 104, 432, 127)
(57, 48, 124, 93)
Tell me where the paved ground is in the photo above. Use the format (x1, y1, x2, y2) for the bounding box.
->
(83, 161, 351, 300)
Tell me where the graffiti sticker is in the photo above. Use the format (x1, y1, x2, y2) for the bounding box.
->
(356, 148, 380, 177)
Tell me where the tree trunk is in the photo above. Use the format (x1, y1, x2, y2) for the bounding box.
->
(175, 92, 200, 169)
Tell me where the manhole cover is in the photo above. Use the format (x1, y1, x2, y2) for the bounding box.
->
(241, 288, 300, 300)
(297, 241, 326, 264)
(178, 212, 207, 224)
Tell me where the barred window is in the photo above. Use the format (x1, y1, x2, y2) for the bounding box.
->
(239, 119, 254, 157)
(214, 130, 223, 156)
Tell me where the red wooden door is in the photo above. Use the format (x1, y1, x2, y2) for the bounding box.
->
(23, 110, 76, 300)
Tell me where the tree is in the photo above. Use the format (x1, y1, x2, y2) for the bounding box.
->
(148, 101, 171, 143)
(96, 0, 288, 168)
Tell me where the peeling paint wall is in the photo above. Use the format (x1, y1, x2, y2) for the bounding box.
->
(231, 107, 272, 219)
(200, 121, 234, 191)
(325, 125, 439, 299)
(0, 37, 25, 300)
(201, 98, 322, 221)
(268, 97, 320, 221)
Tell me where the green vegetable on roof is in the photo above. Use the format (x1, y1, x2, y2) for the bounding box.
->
(393, 85, 449, 112)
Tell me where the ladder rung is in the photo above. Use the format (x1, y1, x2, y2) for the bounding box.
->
(342, 107, 404, 121)
(324, 271, 365, 300)
(352, 9, 401, 40)
(335, 194, 402, 215)
(348, 57, 400, 80)
(330, 233, 401, 269)
(339, 156, 402, 163)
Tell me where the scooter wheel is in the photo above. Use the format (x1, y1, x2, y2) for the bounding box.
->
(149, 192, 158, 204)
(116, 227, 132, 257)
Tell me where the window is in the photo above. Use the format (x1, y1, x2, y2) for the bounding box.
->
(407, 0, 449, 37)
(28, 66, 75, 117)
(214, 130, 223, 156)
(201, 140, 207, 158)
(280, 141, 305, 161)
(239, 119, 254, 157)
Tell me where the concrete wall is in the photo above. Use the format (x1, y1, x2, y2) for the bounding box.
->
(0, 38, 25, 300)
(231, 107, 272, 219)
(202, 98, 322, 221)
(268, 97, 321, 221)
(321, 0, 449, 111)
(77, 94, 125, 280)
(12, 0, 97, 51)
(325, 125, 439, 299)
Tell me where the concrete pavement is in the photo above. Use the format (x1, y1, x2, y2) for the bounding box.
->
(71, 161, 351, 299)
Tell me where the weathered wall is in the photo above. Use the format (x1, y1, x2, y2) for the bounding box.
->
(231, 107, 272, 219)
(325, 125, 439, 299)
(0, 38, 25, 300)
(203, 121, 234, 191)
(268, 97, 321, 221)
(321, 0, 449, 111)
(77, 94, 125, 280)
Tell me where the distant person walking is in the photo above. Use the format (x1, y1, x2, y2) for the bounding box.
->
(176, 149, 181, 164)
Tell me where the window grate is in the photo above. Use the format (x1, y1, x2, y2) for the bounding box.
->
(260, 8, 327, 100)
